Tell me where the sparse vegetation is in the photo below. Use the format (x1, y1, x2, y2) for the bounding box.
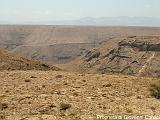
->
(150, 81, 160, 99)
(41, 63, 50, 68)
(60, 102, 71, 111)
(55, 74, 63, 78)
(0, 103, 8, 110)
(24, 79, 31, 82)
(30, 76, 37, 78)
(0, 114, 5, 120)
(126, 108, 133, 113)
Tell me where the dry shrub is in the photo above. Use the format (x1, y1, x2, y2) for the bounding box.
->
(150, 81, 160, 99)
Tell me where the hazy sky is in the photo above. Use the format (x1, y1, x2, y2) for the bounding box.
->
(0, 0, 160, 22)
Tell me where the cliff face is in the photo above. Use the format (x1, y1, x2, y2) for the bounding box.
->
(75, 36, 160, 77)
(118, 40, 160, 51)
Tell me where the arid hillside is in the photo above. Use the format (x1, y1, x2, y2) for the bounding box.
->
(1, 25, 160, 46)
(0, 26, 160, 120)
(1, 70, 160, 120)
(1, 25, 160, 64)
(0, 49, 59, 71)
(11, 43, 94, 64)
(63, 36, 160, 77)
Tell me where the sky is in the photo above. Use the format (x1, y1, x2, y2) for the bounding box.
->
(0, 0, 160, 22)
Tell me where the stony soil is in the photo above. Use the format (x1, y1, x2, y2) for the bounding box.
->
(0, 71, 160, 120)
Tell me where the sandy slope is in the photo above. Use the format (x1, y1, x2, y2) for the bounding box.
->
(0, 70, 160, 120)
(0, 49, 59, 71)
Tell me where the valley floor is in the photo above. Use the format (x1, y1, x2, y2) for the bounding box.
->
(0, 71, 160, 120)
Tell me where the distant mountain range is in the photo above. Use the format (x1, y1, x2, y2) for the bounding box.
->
(2, 16, 160, 27)
(47, 17, 160, 27)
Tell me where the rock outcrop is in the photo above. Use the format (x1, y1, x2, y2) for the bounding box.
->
(72, 36, 160, 77)
(118, 40, 160, 51)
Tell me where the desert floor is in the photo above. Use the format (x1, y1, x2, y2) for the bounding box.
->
(0, 70, 160, 120)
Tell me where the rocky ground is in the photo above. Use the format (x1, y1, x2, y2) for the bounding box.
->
(65, 36, 160, 77)
(0, 70, 160, 120)
(1, 30, 160, 120)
